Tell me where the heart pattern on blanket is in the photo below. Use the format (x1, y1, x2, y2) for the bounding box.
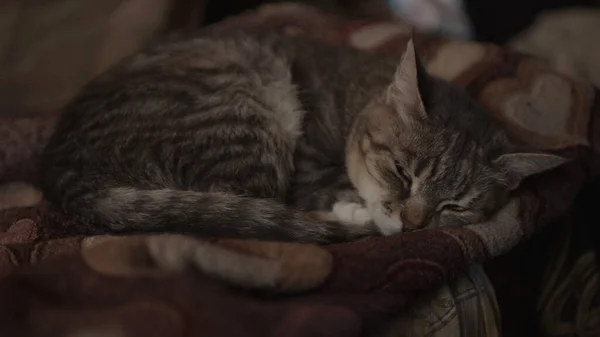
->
(426, 40, 486, 82)
(504, 74, 573, 138)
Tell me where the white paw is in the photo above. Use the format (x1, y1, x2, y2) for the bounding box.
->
(371, 204, 403, 235)
(331, 201, 372, 226)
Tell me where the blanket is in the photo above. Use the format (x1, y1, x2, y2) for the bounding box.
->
(1, 3, 599, 337)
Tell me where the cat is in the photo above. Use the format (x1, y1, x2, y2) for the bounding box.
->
(39, 30, 567, 243)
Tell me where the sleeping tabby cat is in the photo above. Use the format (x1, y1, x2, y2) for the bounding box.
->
(40, 30, 566, 243)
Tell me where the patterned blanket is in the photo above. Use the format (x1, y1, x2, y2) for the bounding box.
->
(1, 4, 599, 337)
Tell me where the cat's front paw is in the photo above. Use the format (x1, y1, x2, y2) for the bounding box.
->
(370, 204, 404, 235)
(331, 201, 372, 226)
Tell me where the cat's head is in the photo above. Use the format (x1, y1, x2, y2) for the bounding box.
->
(346, 39, 567, 234)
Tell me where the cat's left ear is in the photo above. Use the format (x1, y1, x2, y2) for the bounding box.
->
(494, 153, 569, 189)
(387, 38, 429, 125)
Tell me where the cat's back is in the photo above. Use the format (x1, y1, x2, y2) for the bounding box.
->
(40, 31, 304, 191)
(48, 31, 290, 136)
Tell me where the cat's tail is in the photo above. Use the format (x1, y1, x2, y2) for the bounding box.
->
(74, 187, 376, 244)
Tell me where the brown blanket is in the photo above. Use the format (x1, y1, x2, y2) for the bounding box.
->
(1, 4, 599, 337)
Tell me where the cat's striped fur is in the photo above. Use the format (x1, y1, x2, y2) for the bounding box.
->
(40, 30, 566, 243)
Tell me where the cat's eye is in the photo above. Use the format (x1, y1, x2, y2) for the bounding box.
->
(394, 160, 410, 181)
(441, 204, 468, 212)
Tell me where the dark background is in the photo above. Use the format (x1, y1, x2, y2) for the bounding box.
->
(199, 0, 600, 44)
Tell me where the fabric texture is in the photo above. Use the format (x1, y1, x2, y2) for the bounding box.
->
(0, 0, 204, 118)
(486, 180, 600, 337)
(1, 3, 599, 337)
(510, 8, 600, 90)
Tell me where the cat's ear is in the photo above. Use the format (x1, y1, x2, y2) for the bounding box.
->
(494, 153, 569, 188)
(387, 38, 429, 125)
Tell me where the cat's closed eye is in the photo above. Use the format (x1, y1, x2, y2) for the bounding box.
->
(394, 160, 410, 181)
(440, 204, 468, 213)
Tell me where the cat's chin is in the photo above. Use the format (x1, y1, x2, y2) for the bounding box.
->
(370, 204, 404, 236)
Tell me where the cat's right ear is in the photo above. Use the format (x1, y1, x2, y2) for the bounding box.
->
(494, 152, 569, 189)
(387, 38, 428, 126)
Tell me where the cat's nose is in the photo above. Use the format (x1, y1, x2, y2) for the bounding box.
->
(400, 212, 425, 230)
(401, 197, 427, 230)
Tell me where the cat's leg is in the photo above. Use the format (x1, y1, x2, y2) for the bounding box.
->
(330, 201, 372, 226)
(289, 170, 373, 227)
